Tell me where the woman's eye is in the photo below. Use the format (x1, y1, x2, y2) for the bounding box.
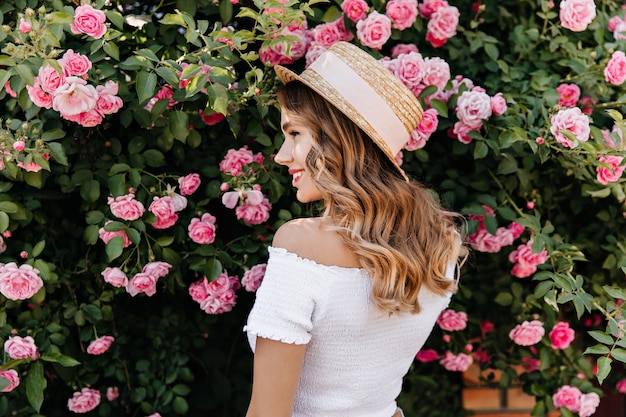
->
(288, 131, 300, 138)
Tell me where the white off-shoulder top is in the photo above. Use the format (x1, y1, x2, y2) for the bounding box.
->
(245, 246, 455, 417)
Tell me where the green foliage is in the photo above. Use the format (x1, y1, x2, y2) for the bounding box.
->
(0, 0, 625, 416)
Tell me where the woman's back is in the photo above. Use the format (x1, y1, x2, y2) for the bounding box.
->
(245, 220, 455, 416)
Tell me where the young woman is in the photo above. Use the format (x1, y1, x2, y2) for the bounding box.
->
(244, 41, 465, 417)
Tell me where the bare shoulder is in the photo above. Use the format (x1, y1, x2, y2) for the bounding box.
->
(272, 217, 324, 253)
(272, 218, 361, 268)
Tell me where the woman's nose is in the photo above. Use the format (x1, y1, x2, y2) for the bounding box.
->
(274, 139, 293, 166)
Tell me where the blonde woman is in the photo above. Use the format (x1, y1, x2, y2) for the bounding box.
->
(244, 41, 465, 417)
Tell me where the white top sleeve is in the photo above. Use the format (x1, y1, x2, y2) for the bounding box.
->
(244, 247, 321, 349)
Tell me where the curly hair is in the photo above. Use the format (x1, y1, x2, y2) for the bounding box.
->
(277, 80, 466, 314)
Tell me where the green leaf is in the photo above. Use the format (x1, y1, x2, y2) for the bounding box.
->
(533, 280, 553, 299)
(0, 212, 9, 233)
(80, 179, 101, 203)
(583, 344, 610, 355)
(103, 42, 120, 61)
(24, 171, 43, 188)
(46, 12, 74, 24)
(156, 66, 181, 87)
(40, 352, 80, 367)
(47, 142, 68, 166)
(169, 111, 190, 141)
(0, 201, 19, 213)
(143, 149, 166, 167)
(41, 128, 66, 141)
(15, 64, 35, 86)
(136, 71, 157, 105)
(611, 348, 626, 364)
(159, 13, 186, 27)
(596, 356, 612, 384)
(603, 285, 626, 300)
(428, 99, 448, 118)
(0, 375, 10, 391)
(106, 236, 125, 262)
(473, 141, 489, 159)
(32, 240, 45, 258)
(25, 361, 46, 412)
(484, 43, 499, 61)
(205, 258, 223, 281)
(588, 330, 614, 345)
(494, 292, 513, 306)
(173, 396, 189, 414)
(105, 10, 126, 30)
(220, 0, 233, 23)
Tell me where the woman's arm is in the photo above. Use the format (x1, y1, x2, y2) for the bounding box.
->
(245, 337, 307, 417)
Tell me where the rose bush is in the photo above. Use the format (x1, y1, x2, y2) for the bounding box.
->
(0, 0, 626, 416)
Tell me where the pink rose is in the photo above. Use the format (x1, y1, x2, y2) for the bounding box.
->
(559, 0, 596, 32)
(578, 392, 600, 417)
(550, 107, 590, 148)
(391, 52, 425, 88)
(418, 0, 449, 19)
(199, 109, 225, 125)
(142, 262, 171, 278)
(311, 20, 343, 49)
(596, 155, 625, 185)
(439, 351, 473, 372)
(616, 378, 626, 394)
(71, 4, 107, 39)
(241, 263, 267, 292)
(59, 50, 93, 78)
(178, 173, 201, 195)
(148, 196, 178, 229)
(556, 83, 581, 107)
(356, 11, 392, 50)
(436, 309, 467, 331)
(188, 213, 217, 244)
(417, 108, 439, 136)
(509, 320, 545, 346)
(235, 196, 272, 225)
(4, 335, 39, 360)
(101, 267, 128, 288)
(52, 77, 98, 116)
(404, 128, 429, 151)
(451, 121, 480, 144)
(508, 241, 549, 278)
(602, 125, 625, 150)
(38, 65, 65, 94)
(259, 28, 307, 66)
(549, 321, 575, 350)
(0, 262, 44, 300)
(26, 84, 53, 109)
(219, 147, 255, 176)
(415, 349, 439, 362)
(390, 43, 419, 58)
(456, 90, 492, 128)
(190, 273, 239, 314)
(222, 191, 241, 209)
(425, 6, 459, 47)
(608, 15, 623, 32)
(490, 92, 508, 115)
(521, 357, 541, 372)
(341, 0, 369, 22)
(605, 51, 626, 85)
(552, 385, 582, 413)
(305, 42, 328, 68)
(67, 387, 101, 413)
(126, 272, 159, 297)
(386, 0, 418, 30)
(99, 221, 132, 248)
(4, 81, 17, 98)
(96, 81, 123, 115)
(613, 20, 626, 40)
(422, 57, 450, 91)
(108, 193, 145, 221)
(19, 18, 32, 33)
(0, 369, 20, 392)
(86, 335, 115, 355)
(106, 387, 119, 401)
(61, 108, 104, 127)
(17, 161, 43, 172)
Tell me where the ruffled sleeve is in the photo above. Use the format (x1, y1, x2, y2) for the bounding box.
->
(244, 247, 323, 351)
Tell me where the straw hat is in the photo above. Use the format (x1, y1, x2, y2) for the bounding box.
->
(274, 41, 423, 181)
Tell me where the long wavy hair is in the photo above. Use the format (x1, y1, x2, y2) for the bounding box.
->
(277, 81, 467, 314)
